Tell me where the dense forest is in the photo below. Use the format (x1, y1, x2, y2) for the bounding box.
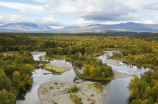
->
(128, 69, 158, 104)
(0, 32, 158, 104)
(0, 51, 34, 104)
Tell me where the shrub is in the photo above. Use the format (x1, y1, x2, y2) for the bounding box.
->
(90, 94, 94, 97)
(68, 85, 79, 93)
(84, 83, 103, 92)
(54, 82, 58, 85)
(70, 93, 82, 104)
(54, 102, 57, 104)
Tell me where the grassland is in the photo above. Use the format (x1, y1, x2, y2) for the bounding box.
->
(2, 51, 19, 56)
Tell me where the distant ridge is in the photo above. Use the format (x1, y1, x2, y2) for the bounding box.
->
(0, 22, 51, 32)
(0, 22, 158, 32)
(82, 22, 158, 32)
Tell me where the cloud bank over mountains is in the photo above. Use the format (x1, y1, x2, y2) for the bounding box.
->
(0, 0, 158, 26)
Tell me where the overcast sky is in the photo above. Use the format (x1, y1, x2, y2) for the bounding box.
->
(0, 0, 158, 27)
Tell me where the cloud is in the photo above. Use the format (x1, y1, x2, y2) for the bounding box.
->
(1, 0, 158, 25)
(48, 26, 65, 29)
(0, 14, 59, 26)
(40, 0, 158, 23)
(42, 0, 136, 21)
(44, 0, 58, 11)
(149, 4, 158, 9)
(35, 16, 60, 25)
(0, 1, 49, 14)
(65, 18, 96, 26)
(131, 0, 158, 8)
(0, 14, 28, 24)
(33, 0, 47, 3)
(144, 20, 155, 24)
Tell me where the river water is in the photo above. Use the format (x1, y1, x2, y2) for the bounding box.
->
(16, 51, 150, 104)
(97, 51, 150, 104)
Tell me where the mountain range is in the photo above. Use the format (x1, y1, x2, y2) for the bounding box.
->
(0, 22, 51, 32)
(0, 22, 158, 32)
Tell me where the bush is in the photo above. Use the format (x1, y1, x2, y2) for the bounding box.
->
(70, 93, 82, 104)
(68, 85, 79, 93)
(153, 66, 158, 71)
(84, 83, 103, 92)
(54, 82, 58, 85)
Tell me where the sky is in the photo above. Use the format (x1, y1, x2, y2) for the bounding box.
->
(0, 0, 158, 28)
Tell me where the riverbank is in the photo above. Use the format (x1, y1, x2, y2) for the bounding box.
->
(123, 61, 155, 69)
(98, 58, 132, 79)
(78, 58, 132, 81)
(109, 54, 155, 69)
(113, 70, 132, 79)
(38, 81, 106, 104)
(31, 52, 46, 55)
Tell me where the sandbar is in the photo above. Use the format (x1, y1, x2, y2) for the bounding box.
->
(113, 70, 132, 79)
(46, 62, 72, 72)
(105, 59, 121, 66)
(38, 81, 106, 104)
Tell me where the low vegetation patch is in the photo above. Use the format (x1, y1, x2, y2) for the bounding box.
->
(2, 51, 19, 56)
(87, 97, 96, 104)
(70, 93, 82, 104)
(84, 83, 103, 92)
(79, 74, 113, 81)
(68, 85, 79, 93)
(44, 65, 64, 73)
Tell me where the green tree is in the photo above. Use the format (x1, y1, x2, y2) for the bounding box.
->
(12, 71, 21, 87)
(0, 69, 11, 91)
(39, 56, 42, 62)
(0, 90, 15, 104)
(24, 64, 34, 74)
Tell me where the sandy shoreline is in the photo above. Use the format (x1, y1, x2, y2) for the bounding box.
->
(104, 59, 132, 79)
(105, 59, 121, 66)
(113, 70, 132, 79)
(105, 59, 132, 79)
(31, 52, 46, 55)
(38, 81, 106, 104)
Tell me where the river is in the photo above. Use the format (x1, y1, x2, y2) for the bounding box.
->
(16, 51, 150, 104)
(97, 51, 150, 104)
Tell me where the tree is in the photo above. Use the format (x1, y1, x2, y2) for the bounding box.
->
(154, 57, 158, 65)
(24, 64, 34, 74)
(78, 52, 82, 60)
(90, 65, 96, 77)
(151, 86, 158, 102)
(0, 69, 11, 91)
(94, 67, 100, 77)
(143, 86, 152, 100)
(0, 89, 15, 104)
(12, 71, 21, 87)
(39, 56, 42, 62)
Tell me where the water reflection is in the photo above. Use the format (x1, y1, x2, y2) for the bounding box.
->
(16, 84, 32, 100)
(104, 78, 132, 104)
